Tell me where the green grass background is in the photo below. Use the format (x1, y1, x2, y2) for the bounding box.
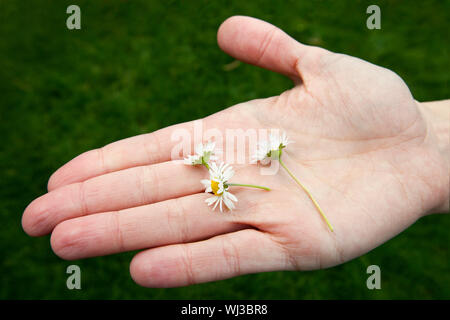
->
(0, 0, 449, 299)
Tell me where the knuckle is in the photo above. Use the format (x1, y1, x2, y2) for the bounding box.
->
(144, 133, 163, 164)
(140, 165, 159, 204)
(256, 28, 278, 65)
(97, 146, 109, 174)
(221, 234, 241, 277)
(111, 211, 125, 251)
(180, 244, 196, 286)
(75, 181, 89, 216)
(166, 198, 190, 243)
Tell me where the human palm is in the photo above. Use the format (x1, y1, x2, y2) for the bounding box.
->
(22, 16, 447, 287)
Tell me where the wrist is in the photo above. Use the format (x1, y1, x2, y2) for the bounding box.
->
(417, 99, 450, 213)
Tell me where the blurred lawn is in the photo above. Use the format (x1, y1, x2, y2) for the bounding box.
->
(0, 0, 449, 299)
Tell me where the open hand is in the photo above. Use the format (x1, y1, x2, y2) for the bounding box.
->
(22, 16, 448, 287)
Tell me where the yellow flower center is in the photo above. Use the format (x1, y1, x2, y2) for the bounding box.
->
(211, 180, 223, 196)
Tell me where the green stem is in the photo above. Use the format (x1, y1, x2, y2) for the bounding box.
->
(202, 160, 210, 170)
(279, 158, 334, 232)
(228, 183, 271, 191)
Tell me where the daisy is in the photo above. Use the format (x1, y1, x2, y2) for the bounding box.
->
(201, 162, 238, 212)
(252, 131, 293, 165)
(252, 139, 272, 165)
(184, 141, 218, 166)
(270, 130, 292, 150)
(253, 130, 333, 232)
(201, 162, 270, 212)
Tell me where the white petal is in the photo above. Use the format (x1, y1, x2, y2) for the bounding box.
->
(223, 167, 234, 181)
(281, 131, 293, 147)
(209, 162, 218, 175)
(218, 162, 225, 173)
(213, 197, 220, 211)
(223, 197, 235, 211)
(226, 192, 238, 202)
(206, 196, 218, 206)
(255, 141, 271, 158)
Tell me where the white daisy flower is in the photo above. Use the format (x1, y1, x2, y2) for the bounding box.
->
(252, 131, 292, 165)
(252, 139, 272, 165)
(201, 162, 238, 212)
(269, 131, 292, 150)
(184, 141, 219, 166)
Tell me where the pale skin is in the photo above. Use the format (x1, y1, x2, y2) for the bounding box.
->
(21, 16, 449, 288)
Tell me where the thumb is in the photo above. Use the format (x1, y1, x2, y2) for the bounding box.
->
(217, 16, 328, 82)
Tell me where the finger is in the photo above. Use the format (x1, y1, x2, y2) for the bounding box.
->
(47, 120, 197, 191)
(23, 161, 205, 236)
(130, 229, 291, 288)
(217, 16, 328, 81)
(50, 194, 247, 260)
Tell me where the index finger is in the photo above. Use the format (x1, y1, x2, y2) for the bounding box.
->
(47, 120, 199, 191)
